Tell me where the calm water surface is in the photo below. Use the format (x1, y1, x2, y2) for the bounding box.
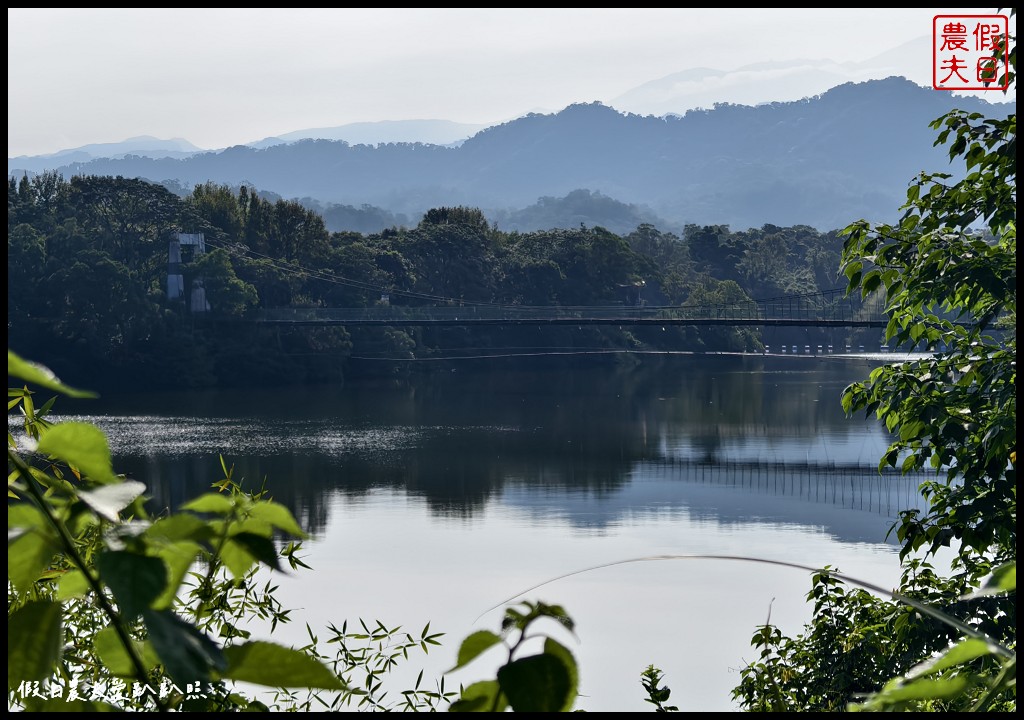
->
(40, 353, 931, 712)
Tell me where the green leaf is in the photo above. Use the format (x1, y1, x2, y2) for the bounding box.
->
(7, 350, 97, 399)
(964, 561, 1016, 598)
(144, 514, 215, 544)
(219, 531, 283, 579)
(899, 420, 927, 442)
(97, 551, 168, 619)
(860, 675, 972, 706)
(226, 531, 282, 573)
(498, 653, 575, 712)
(218, 539, 255, 580)
(143, 609, 226, 687)
(986, 561, 1015, 592)
(448, 680, 508, 712)
(232, 515, 273, 538)
(862, 270, 882, 296)
(8, 600, 62, 686)
(56, 569, 92, 600)
(906, 638, 998, 679)
(8, 528, 60, 594)
(543, 637, 578, 709)
(181, 493, 235, 515)
(221, 640, 346, 689)
(79, 480, 147, 522)
(901, 454, 919, 473)
(448, 629, 503, 672)
(248, 501, 307, 538)
(841, 391, 854, 415)
(151, 541, 203, 610)
(93, 624, 160, 678)
(36, 422, 119, 484)
(8, 502, 46, 530)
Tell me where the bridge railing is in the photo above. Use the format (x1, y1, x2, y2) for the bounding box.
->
(249, 290, 875, 324)
(253, 304, 778, 323)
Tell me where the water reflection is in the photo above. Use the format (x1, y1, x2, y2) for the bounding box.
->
(29, 355, 924, 542)
(500, 460, 924, 543)
(17, 355, 930, 712)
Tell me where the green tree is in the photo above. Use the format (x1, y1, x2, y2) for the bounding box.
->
(273, 197, 332, 266)
(188, 182, 245, 240)
(399, 209, 498, 302)
(684, 224, 740, 281)
(68, 175, 185, 270)
(7, 224, 47, 323)
(733, 24, 1016, 713)
(190, 247, 258, 317)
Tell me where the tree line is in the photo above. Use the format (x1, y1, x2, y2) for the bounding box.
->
(8, 173, 857, 391)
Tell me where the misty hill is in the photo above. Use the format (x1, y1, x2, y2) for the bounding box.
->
(490, 189, 668, 235)
(7, 136, 204, 174)
(9, 77, 1015, 232)
(248, 119, 490, 149)
(608, 36, 937, 118)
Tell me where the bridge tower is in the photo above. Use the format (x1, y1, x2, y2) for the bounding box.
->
(168, 232, 210, 312)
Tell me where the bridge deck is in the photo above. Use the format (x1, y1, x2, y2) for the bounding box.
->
(246, 317, 887, 327)
(242, 293, 885, 328)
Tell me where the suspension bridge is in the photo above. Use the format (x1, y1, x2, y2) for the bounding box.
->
(244, 289, 887, 328)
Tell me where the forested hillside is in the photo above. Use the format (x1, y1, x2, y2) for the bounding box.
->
(8, 174, 860, 391)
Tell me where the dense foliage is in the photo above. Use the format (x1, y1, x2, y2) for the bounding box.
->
(733, 28, 1016, 713)
(8, 173, 855, 392)
(7, 350, 454, 711)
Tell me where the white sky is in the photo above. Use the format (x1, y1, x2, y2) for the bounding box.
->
(7, 8, 1016, 157)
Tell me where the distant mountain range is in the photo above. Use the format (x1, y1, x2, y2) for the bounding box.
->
(9, 75, 1015, 233)
(8, 136, 204, 170)
(245, 119, 490, 150)
(6, 120, 487, 173)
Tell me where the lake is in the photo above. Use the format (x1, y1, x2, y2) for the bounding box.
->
(35, 352, 932, 712)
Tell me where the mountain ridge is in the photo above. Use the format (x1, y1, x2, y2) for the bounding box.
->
(8, 76, 1014, 233)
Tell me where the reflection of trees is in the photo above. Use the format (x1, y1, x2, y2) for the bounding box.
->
(106, 356, 892, 535)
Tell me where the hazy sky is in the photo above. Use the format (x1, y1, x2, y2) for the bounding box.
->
(7, 8, 1016, 157)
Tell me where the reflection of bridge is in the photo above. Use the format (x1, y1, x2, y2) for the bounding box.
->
(246, 289, 887, 328)
(500, 456, 932, 535)
(642, 458, 930, 520)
